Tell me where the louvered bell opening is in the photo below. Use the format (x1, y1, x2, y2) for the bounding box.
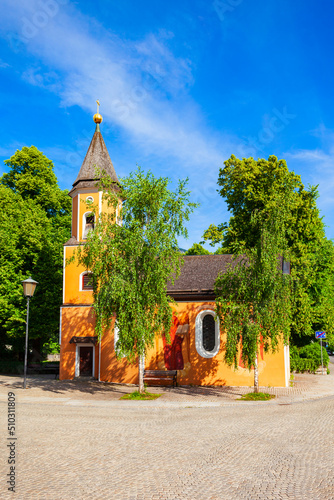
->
(83, 214, 95, 239)
(202, 314, 215, 352)
(82, 273, 94, 290)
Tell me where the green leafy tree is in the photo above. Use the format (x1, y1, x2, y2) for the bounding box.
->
(204, 155, 332, 345)
(0, 147, 71, 361)
(2, 146, 70, 220)
(215, 202, 292, 392)
(305, 237, 334, 348)
(76, 167, 196, 392)
(184, 243, 212, 255)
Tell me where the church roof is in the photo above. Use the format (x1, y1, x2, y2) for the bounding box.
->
(70, 124, 119, 194)
(167, 255, 241, 300)
(167, 254, 286, 300)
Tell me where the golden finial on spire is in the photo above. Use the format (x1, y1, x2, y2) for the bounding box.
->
(93, 99, 103, 124)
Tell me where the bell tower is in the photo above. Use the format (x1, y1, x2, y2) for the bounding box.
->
(68, 101, 119, 244)
(59, 104, 121, 379)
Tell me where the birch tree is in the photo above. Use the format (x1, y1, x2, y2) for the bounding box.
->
(214, 203, 292, 392)
(76, 168, 196, 392)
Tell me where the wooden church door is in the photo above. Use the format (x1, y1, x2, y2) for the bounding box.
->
(79, 346, 93, 376)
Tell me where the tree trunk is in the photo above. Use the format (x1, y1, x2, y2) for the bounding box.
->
(138, 354, 145, 393)
(254, 353, 259, 393)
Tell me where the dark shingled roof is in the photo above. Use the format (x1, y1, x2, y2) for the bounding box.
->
(167, 254, 288, 300)
(69, 125, 119, 194)
(64, 236, 79, 246)
(167, 255, 241, 300)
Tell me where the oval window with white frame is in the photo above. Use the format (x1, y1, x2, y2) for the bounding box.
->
(195, 310, 220, 358)
(86, 196, 94, 203)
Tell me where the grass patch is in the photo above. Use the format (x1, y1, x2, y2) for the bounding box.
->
(120, 390, 161, 400)
(238, 392, 275, 401)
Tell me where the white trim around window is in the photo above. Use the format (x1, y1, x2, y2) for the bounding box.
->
(79, 271, 94, 292)
(82, 211, 95, 239)
(195, 309, 220, 358)
(59, 307, 62, 345)
(99, 191, 102, 215)
(114, 323, 126, 358)
(114, 323, 120, 354)
(284, 344, 290, 388)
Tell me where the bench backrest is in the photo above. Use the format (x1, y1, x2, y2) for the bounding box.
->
(144, 370, 177, 376)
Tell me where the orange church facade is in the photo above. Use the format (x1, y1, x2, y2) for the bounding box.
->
(59, 116, 290, 388)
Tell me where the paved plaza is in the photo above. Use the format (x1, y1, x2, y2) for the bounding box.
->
(1, 361, 333, 499)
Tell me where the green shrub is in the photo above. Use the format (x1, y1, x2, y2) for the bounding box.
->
(300, 343, 329, 366)
(0, 359, 24, 374)
(290, 342, 329, 373)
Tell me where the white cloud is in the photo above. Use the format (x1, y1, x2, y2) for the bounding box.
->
(0, 0, 244, 177)
(0, 59, 10, 68)
(0, 0, 250, 247)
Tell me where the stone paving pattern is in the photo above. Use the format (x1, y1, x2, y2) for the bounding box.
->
(1, 360, 333, 499)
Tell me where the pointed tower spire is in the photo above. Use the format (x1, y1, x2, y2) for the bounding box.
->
(69, 102, 119, 195)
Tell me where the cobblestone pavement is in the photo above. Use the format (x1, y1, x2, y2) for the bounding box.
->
(1, 361, 333, 499)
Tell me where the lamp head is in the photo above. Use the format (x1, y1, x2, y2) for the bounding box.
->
(22, 277, 38, 298)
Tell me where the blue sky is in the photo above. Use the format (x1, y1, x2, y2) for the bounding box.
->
(1, 0, 334, 249)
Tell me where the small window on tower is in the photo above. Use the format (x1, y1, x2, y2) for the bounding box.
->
(82, 272, 94, 291)
(83, 213, 95, 239)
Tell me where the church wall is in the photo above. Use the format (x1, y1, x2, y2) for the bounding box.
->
(60, 300, 287, 386)
(144, 301, 287, 388)
(59, 306, 97, 380)
(63, 246, 93, 304)
(99, 316, 139, 384)
(60, 306, 139, 383)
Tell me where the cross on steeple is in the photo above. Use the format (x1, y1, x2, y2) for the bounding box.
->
(93, 100, 103, 125)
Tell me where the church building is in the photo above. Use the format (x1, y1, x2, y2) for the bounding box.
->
(59, 110, 290, 388)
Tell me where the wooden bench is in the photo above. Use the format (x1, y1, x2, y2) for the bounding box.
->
(143, 370, 177, 388)
(27, 363, 59, 379)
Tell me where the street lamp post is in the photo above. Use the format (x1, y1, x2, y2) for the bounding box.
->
(22, 277, 38, 389)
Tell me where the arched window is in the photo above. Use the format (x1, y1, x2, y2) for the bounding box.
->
(83, 212, 95, 239)
(195, 310, 220, 358)
(80, 271, 94, 291)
